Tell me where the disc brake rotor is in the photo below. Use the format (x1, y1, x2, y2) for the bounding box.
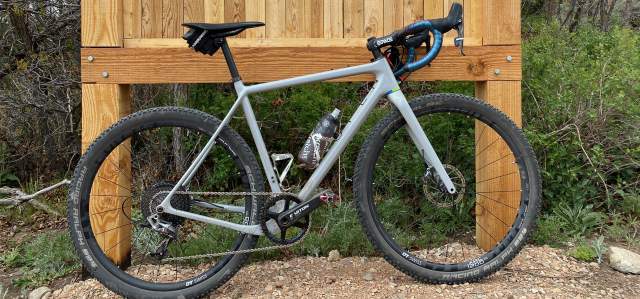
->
(422, 164, 466, 208)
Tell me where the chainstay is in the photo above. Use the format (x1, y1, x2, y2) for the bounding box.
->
(152, 191, 310, 262)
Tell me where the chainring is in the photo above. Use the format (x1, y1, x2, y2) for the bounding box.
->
(141, 181, 192, 225)
(260, 194, 310, 245)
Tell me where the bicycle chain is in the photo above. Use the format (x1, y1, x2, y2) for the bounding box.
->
(149, 191, 310, 262)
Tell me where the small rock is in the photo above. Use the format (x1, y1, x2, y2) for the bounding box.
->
(28, 287, 52, 299)
(230, 289, 243, 299)
(275, 281, 284, 288)
(363, 272, 374, 281)
(326, 276, 336, 284)
(265, 284, 274, 292)
(608, 246, 640, 274)
(328, 250, 341, 262)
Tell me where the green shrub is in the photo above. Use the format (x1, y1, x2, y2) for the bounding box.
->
(0, 230, 79, 288)
(523, 20, 640, 218)
(568, 243, 598, 262)
(532, 215, 570, 246)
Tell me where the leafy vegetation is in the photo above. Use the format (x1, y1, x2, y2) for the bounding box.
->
(0, 230, 79, 288)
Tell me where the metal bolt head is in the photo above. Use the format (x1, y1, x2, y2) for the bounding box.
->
(101, 71, 109, 78)
(87, 55, 95, 62)
(506, 55, 513, 62)
(494, 69, 501, 75)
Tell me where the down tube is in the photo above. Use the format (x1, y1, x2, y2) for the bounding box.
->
(297, 84, 387, 200)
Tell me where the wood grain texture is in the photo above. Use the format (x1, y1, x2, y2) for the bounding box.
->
(163, 0, 184, 37)
(474, 80, 522, 251)
(323, 0, 343, 38)
(343, 0, 364, 37)
(224, 0, 244, 22)
(383, 0, 403, 34)
(224, 0, 245, 37)
(82, 0, 124, 46)
(81, 44, 521, 83)
(464, 0, 483, 45)
(266, 0, 286, 37)
(483, 0, 520, 45)
(245, 0, 266, 37)
(204, 0, 225, 22)
(123, 0, 142, 38)
(364, 0, 384, 36)
(305, 0, 324, 38)
(81, 84, 132, 266)
(184, 0, 205, 23)
(285, 0, 305, 37)
(142, 0, 163, 38)
(403, 0, 423, 26)
(423, 0, 443, 19)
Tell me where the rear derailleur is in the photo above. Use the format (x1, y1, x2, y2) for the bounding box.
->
(146, 214, 178, 259)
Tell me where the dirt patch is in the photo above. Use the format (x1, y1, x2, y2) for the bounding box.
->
(51, 245, 639, 298)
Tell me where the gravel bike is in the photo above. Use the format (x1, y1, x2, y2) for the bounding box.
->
(68, 3, 541, 298)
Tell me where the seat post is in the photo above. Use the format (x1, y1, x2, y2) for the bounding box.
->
(220, 38, 241, 82)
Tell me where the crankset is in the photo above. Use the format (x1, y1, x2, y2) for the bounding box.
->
(261, 194, 310, 245)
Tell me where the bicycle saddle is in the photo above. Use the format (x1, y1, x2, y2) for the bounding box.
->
(182, 22, 265, 37)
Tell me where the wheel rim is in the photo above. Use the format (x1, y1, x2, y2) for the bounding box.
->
(368, 106, 530, 271)
(79, 120, 258, 290)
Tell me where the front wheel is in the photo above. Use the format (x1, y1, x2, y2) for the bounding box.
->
(354, 94, 541, 283)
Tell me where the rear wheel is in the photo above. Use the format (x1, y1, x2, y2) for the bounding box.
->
(354, 94, 541, 283)
(67, 107, 264, 298)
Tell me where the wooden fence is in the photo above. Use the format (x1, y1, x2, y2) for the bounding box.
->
(81, 0, 522, 265)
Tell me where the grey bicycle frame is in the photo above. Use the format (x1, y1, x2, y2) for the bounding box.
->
(157, 58, 456, 235)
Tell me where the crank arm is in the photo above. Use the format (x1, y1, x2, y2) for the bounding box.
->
(277, 191, 331, 227)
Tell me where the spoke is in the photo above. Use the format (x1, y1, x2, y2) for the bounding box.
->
(476, 152, 514, 172)
(475, 171, 517, 184)
(476, 202, 512, 227)
(476, 221, 499, 245)
(476, 192, 518, 210)
(95, 175, 133, 192)
(475, 136, 500, 158)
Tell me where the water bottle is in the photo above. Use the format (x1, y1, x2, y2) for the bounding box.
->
(298, 109, 341, 169)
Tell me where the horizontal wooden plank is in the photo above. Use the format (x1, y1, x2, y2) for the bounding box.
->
(122, 37, 483, 48)
(81, 45, 521, 83)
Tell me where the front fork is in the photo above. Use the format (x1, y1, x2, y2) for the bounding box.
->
(386, 91, 457, 194)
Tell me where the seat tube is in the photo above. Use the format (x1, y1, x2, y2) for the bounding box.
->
(234, 82, 282, 193)
(221, 38, 241, 82)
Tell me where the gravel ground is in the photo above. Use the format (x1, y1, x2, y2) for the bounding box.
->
(52, 245, 639, 299)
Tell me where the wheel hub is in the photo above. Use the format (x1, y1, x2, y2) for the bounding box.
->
(141, 181, 192, 226)
(422, 164, 466, 208)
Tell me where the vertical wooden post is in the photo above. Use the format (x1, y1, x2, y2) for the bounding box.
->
(474, 81, 522, 251)
(81, 0, 132, 266)
(475, 0, 522, 251)
(81, 85, 132, 267)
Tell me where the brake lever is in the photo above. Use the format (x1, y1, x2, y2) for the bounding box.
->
(454, 36, 465, 56)
(454, 24, 465, 56)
